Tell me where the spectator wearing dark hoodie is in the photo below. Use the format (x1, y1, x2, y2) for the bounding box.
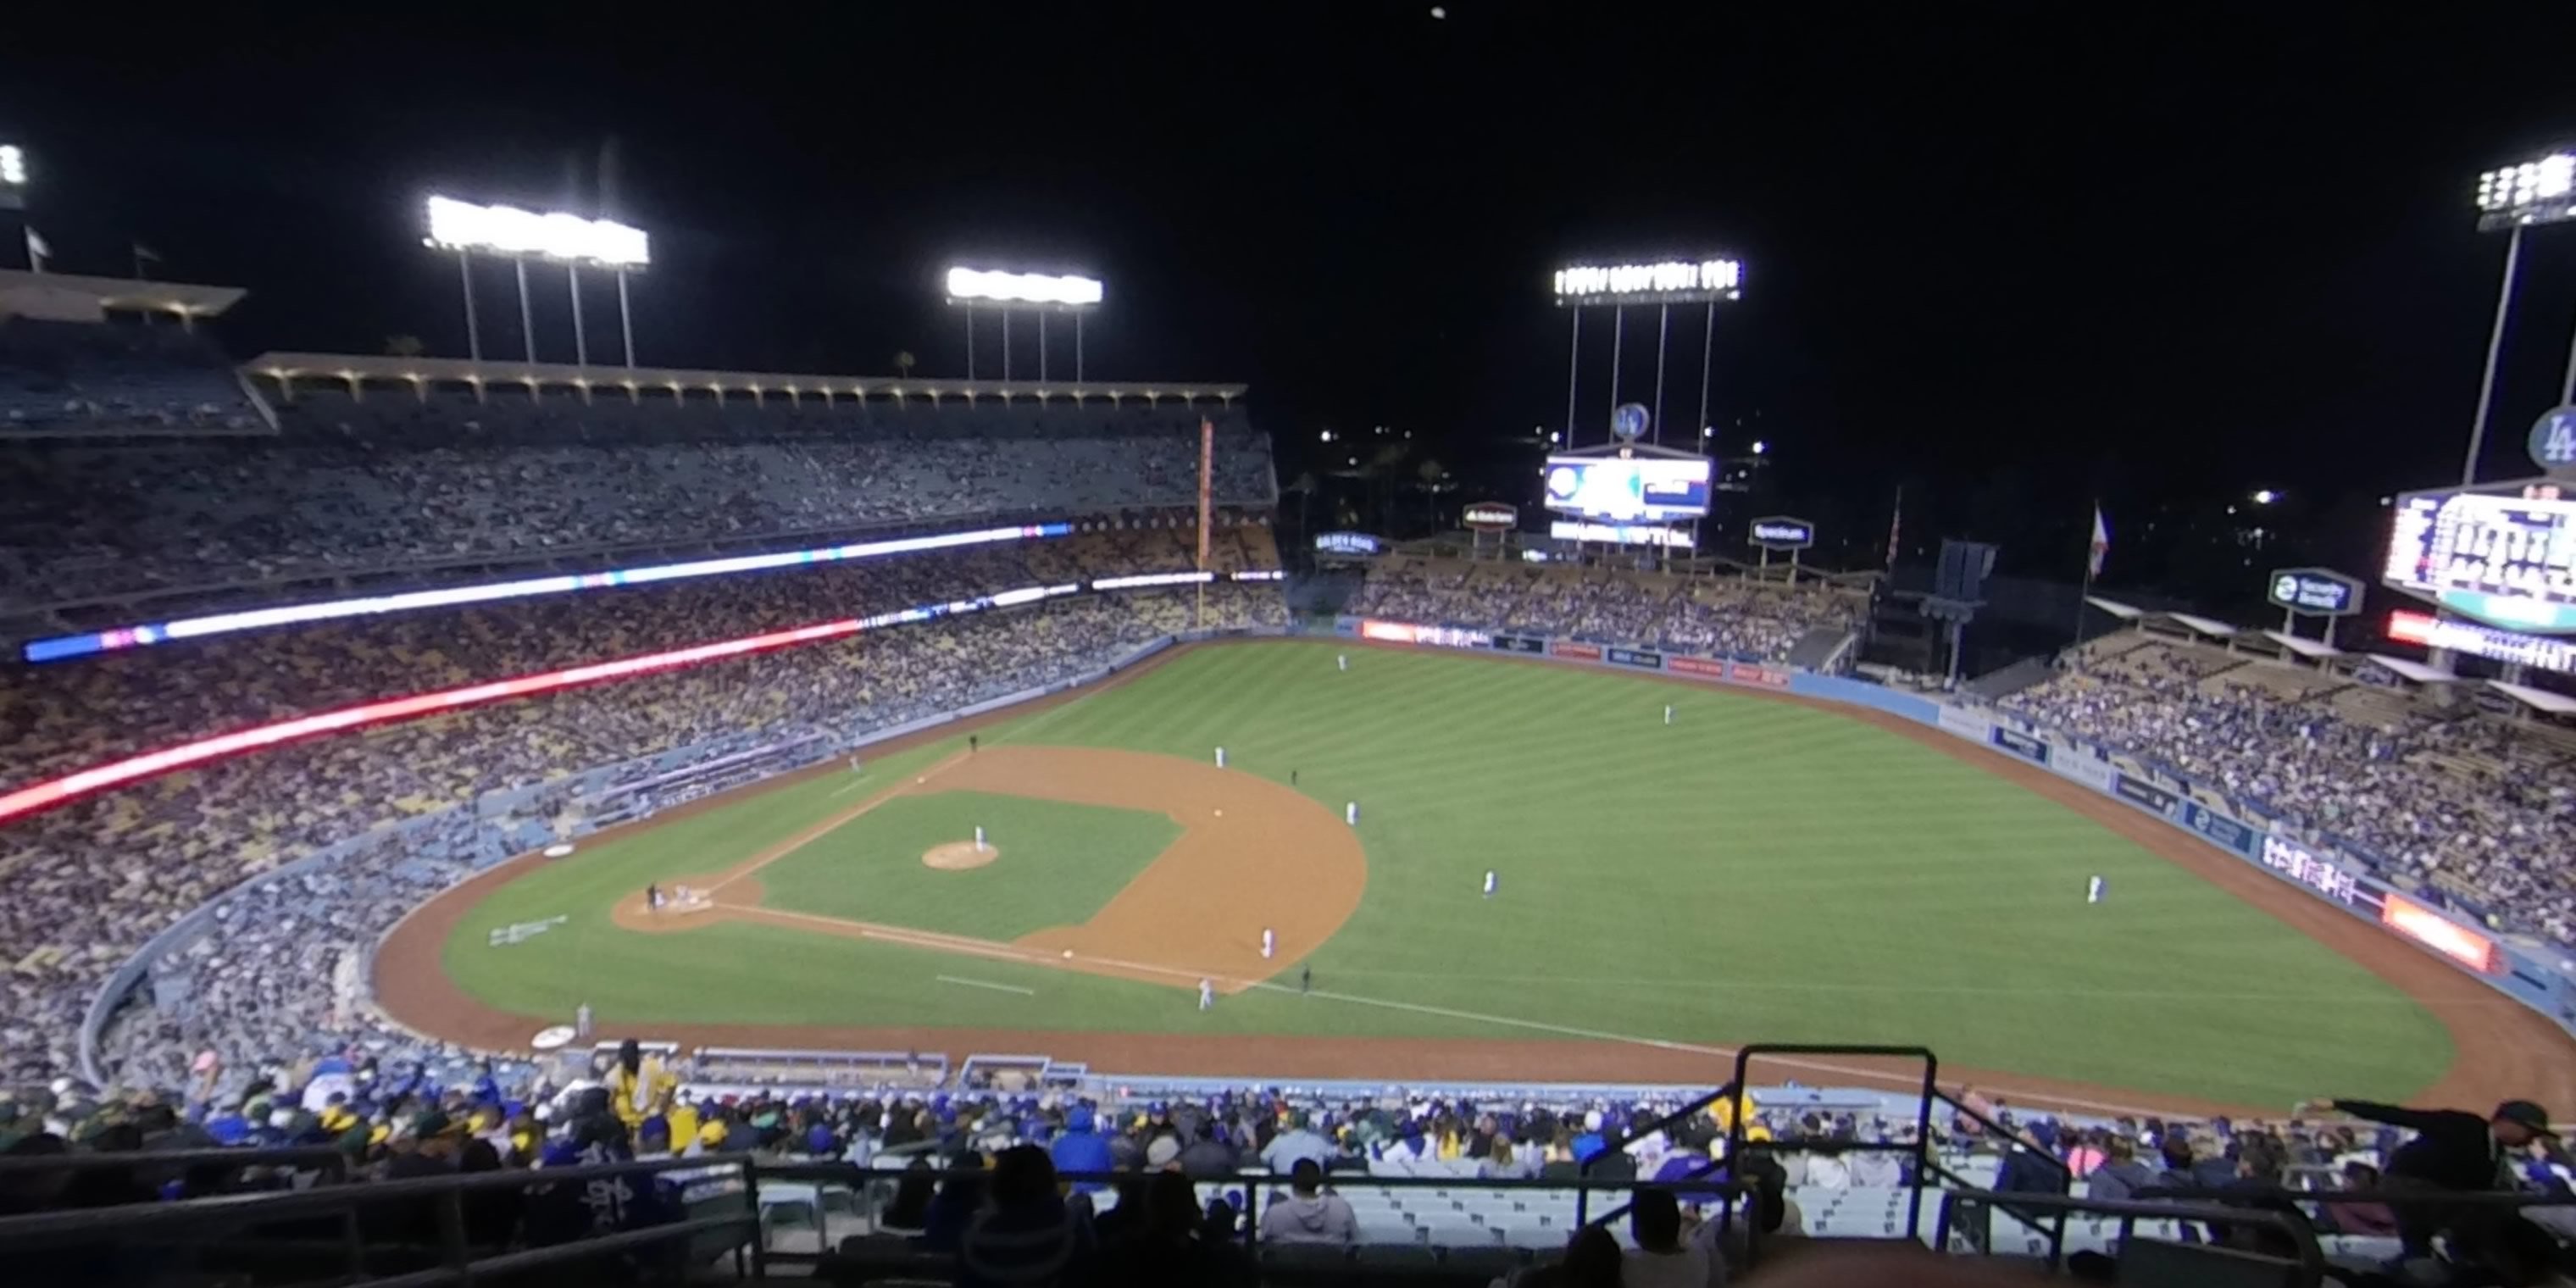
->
(1049, 1105, 1113, 1194)
(2085, 1137, 2156, 1203)
(1179, 1124, 1238, 1178)
(958, 1145, 1091, 1288)
(1258, 1159, 1357, 1246)
(917, 1153, 988, 1252)
(1089, 1169, 1256, 1287)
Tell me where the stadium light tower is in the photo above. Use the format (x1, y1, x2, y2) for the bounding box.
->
(423, 196, 651, 367)
(1552, 258, 1743, 448)
(2464, 149, 2576, 483)
(0, 144, 30, 270)
(944, 266, 1102, 382)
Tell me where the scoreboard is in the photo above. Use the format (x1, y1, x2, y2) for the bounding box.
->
(1541, 453, 1713, 523)
(2382, 486, 2576, 634)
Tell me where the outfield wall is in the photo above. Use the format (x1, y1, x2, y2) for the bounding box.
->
(1334, 616, 2576, 1040)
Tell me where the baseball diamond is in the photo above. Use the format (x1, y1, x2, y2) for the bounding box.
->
(376, 638, 2576, 1117)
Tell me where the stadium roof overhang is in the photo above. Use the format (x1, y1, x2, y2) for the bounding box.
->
(0, 268, 247, 321)
(2367, 654, 2458, 684)
(244, 352, 1247, 404)
(2085, 595, 2145, 620)
(2489, 680, 2576, 715)
(2260, 630, 2341, 659)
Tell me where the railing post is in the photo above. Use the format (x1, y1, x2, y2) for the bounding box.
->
(745, 1157, 769, 1281)
(436, 1186, 472, 1285)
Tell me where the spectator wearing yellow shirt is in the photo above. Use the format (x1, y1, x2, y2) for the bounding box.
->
(602, 1039, 677, 1128)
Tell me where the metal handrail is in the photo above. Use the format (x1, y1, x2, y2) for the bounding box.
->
(756, 1161, 1745, 1259)
(0, 1146, 348, 1178)
(1726, 1043, 1943, 1256)
(1933, 1186, 2327, 1284)
(0, 1153, 754, 1246)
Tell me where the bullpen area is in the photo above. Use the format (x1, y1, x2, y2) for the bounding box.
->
(377, 640, 2573, 1116)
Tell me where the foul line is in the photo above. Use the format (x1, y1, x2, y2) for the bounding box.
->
(697, 899, 2192, 1118)
(937, 975, 1037, 996)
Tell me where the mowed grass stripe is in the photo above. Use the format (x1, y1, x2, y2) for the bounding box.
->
(444, 639, 2455, 1106)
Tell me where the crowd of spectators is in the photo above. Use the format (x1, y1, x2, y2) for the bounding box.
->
(0, 510, 1277, 790)
(9, 1054, 2565, 1281)
(1, 388, 1274, 613)
(3, 519, 1287, 1090)
(1998, 640, 2576, 945)
(0, 319, 264, 441)
(1348, 557, 1864, 661)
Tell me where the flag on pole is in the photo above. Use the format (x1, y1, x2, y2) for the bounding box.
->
(2087, 504, 2111, 577)
(132, 242, 163, 279)
(24, 227, 50, 273)
(1884, 485, 1904, 569)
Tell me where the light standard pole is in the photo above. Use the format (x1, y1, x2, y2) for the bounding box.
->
(2468, 151, 2576, 483)
(617, 269, 636, 368)
(514, 258, 536, 364)
(569, 264, 589, 367)
(457, 249, 482, 361)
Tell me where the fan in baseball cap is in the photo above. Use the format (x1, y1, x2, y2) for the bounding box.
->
(2494, 1101, 2557, 1141)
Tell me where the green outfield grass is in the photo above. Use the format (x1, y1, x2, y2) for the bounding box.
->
(753, 791, 1180, 939)
(439, 638, 2455, 1106)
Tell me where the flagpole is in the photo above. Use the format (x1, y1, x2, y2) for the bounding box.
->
(2073, 502, 2097, 649)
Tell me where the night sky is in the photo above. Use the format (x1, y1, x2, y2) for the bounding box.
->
(8, 3, 2576, 599)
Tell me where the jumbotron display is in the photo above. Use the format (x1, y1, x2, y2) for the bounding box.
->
(1542, 454, 1713, 523)
(2383, 486, 2576, 634)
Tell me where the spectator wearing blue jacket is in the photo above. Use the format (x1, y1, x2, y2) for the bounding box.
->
(1049, 1105, 1113, 1194)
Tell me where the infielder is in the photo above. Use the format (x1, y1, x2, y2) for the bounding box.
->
(1197, 978, 1214, 1010)
(1483, 870, 1497, 898)
(2087, 875, 2107, 904)
(1261, 927, 1276, 958)
(1346, 801, 1359, 825)
(1215, 747, 1227, 769)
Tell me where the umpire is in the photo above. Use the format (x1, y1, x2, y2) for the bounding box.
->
(2296, 1096, 2556, 1260)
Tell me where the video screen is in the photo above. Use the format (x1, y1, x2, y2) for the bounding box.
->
(1542, 455, 1712, 522)
(2384, 490, 2576, 634)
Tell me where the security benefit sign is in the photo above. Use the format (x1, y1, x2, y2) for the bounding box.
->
(2267, 568, 2362, 617)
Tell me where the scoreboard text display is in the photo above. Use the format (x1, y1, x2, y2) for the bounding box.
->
(2382, 488, 2576, 633)
(1542, 455, 1713, 523)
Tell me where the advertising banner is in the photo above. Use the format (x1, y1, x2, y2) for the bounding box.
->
(1937, 706, 1994, 743)
(1989, 727, 2050, 765)
(2047, 747, 2117, 793)
(2382, 893, 2501, 974)
(1552, 641, 1603, 661)
(1668, 656, 1729, 680)
(2112, 773, 2183, 819)
(2257, 834, 2375, 910)
(1728, 662, 1790, 688)
(2181, 802, 2259, 858)
(1357, 619, 1491, 649)
(1606, 647, 1664, 670)
(1491, 634, 1546, 654)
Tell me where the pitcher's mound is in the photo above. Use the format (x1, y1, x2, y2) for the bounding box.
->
(924, 841, 999, 871)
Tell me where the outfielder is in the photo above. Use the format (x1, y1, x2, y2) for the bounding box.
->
(2087, 875, 2107, 904)
(1338, 653, 1348, 672)
(1197, 978, 1214, 1010)
(1663, 704, 1674, 725)
(1483, 870, 1497, 898)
